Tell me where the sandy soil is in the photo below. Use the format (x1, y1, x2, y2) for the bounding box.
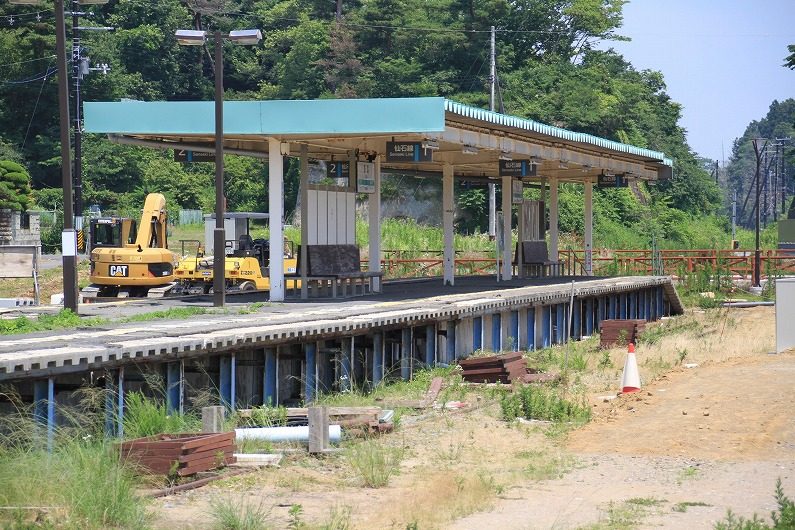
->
(151, 306, 794, 529)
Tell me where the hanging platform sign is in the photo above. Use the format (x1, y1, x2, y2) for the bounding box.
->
(356, 162, 376, 193)
(499, 160, 536, 177)
(385, 142, 433, 162)
(511, 180, 524, 204)
(327, 161, 350, 179)
(598, 173, 628, 188)
(174, 149, 215, 163)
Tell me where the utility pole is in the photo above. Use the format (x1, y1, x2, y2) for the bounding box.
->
(752, 138, 767, 288)
(487, 25, 496, 239)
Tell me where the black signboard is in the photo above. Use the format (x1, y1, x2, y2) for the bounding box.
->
(598, 173, 628, 188)
(498, 160, 536, 177)
(174, 149, 216, 163)
(327, 161, 350, 179)
(385, 142, 433, 163)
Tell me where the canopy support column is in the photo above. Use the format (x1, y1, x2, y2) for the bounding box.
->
(368, 156, 382, 292)
(501, 175, 512, 280)
(443, 163, 455, 286)
(268, 137, 285, 301)
(549, 177, 559, 267)
(584, 177, 593, 275)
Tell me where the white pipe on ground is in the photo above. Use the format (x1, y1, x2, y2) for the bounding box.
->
(235, 425, 342, 443)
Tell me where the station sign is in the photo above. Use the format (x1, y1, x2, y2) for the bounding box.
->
(597, 173, 628, 188)
(499, 160, 536, 178)
(385, 142, 433, 163)
(174, 149, 215, 163)
(327, 161, 350, 179)
(357, 162, 376, 193)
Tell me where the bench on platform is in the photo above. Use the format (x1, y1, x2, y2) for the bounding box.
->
(513, 240, 561, 277)
(288, 244, 382, 299)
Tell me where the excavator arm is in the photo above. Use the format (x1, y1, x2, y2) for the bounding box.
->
(134, 193, 169, 250)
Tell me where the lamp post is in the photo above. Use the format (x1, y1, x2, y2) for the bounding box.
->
(175, 28, 262, 308)
(10, 0, 107, 312)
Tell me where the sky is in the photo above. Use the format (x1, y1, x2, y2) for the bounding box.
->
(599, 0, 794, 164)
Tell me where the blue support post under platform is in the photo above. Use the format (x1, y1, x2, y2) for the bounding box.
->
(425, 325, 435, 366)
(473, 317, 482, 352)
(117, 367, 125, 439)
(33, 378, 54, 451)
(609, 295, 617, 319)
(304, 342, 317, 403)
(491, 313, 501, 351)
(657, 286, 665, 317)
(630, 292, 638, 319)
(401, 328, 412, 380)
(104, 371, 116, 437)
(597, 296, 606, 328)
(373, 333, 384, 386)
(542, 306, 551, 348)
(219, 354, 235, 410)
(571, 300, 580, 339)
(166, 361, 181, 415)
(619, 294, 628, 319)
(527, 307, 536, 350)
(553, 304, 564, 344)
(509, 311, 519, 350)
(585, 298, 594, 336)
(263, 348, 277, 406)
(445, 321, 457, 363)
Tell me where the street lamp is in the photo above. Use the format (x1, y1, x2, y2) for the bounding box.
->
(10, 0, 109, 312)
(175, 28, 262, 308)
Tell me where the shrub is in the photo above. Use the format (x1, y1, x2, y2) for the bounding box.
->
(501, 385, 591, 424)
(345, 440, 404, 488)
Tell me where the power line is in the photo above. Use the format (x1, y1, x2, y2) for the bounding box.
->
(0, 54, 57, 68)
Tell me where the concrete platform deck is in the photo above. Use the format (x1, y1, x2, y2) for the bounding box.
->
(0, 276, 682, 383)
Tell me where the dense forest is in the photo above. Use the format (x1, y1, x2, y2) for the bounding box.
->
(0, 0, 790, 248)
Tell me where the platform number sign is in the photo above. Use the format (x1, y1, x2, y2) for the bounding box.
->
(109, 265, 129, 277)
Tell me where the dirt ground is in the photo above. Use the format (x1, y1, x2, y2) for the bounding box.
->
(151, 306, 794, 529)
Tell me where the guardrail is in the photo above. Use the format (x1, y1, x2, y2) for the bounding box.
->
(364, 248, 795, 281)
(557, 248, 795, 279)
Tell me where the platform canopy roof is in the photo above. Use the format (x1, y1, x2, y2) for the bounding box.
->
(84, 97, 672, 182)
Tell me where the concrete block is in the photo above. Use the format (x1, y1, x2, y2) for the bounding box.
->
(202, 405, 225, 433)
(308, 406, 329, 454)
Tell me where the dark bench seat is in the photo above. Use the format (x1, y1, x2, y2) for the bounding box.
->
(287, 244, 382, 299)
(513, 240, 561, 277)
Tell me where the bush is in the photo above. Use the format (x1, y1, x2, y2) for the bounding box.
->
(346, 440, 404, 488)
(123, 391, 200, 439)
(501, 385, 591, 424)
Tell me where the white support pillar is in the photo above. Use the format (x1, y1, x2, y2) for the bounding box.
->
(501, 175, 513, 280)
(584, 177, 593, 275)
(368, 156, 382, 292)
(300, 144, 309, 297)
(268, 137, 285, 301)
(549, 176, 559, 265)
(443, 163, 455, 286)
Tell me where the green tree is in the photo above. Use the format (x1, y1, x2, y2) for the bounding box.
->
(0, 160, 32, 211)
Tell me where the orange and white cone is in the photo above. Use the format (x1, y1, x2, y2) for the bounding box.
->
(621, 343, 641, 393)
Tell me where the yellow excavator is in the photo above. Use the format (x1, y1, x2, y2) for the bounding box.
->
(82, 193, 178, 298)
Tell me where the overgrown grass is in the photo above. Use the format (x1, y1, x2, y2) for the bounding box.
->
(516, 448, 577, 481)
(1, 306, 210, 336)
(500, 384, 591, 424)
(345, 439, 404, 488)
(0, 441, 149, 529)
(123, 391, 201, 439)
(207, 496, 272, 530)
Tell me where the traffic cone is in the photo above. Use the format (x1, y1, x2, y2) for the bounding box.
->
(621, 343, 641, 393)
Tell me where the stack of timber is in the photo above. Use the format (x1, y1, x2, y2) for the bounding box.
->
(459, 352, 528, 383)
(239, 406, 391, 433)
(119, 432, 236, 476)
(599, 319, 647, 348)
